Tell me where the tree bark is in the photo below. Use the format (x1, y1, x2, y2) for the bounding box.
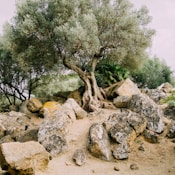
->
(62, 56, 105, 111)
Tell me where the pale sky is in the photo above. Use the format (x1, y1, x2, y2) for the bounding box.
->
(0, 0, 175, 70)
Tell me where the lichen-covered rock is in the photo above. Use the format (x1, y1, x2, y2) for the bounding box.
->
(104, 110, 147, 144)
(0, 141, 49, 175)
(166, 120, 175, 138)
(39, 101, 61, 118)
(112, 142, 129, 160)
(38, 113, 70, 156)
(113, 96, 131, 108)
(88, 123, 111, 161)
(143, 129, 159, 143)
(72, 149, 86, 166)
(27, 98, 43, 113)
(142, 89, 166, 103)
(109, 123, 136, 145)
(106, 78, 140, 99)
(128, 94, 164, 133)
(60, 98, 87, 120)
(0, 111, 39, 143)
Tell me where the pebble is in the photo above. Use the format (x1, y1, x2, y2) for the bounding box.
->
(130, 163, 139, 170)
(114, 166, 120, 171)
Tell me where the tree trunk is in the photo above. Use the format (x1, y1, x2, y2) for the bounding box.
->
(82, 71, 105, 111)
(62, 56, 105, 111)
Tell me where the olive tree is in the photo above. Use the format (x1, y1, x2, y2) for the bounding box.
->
(5, 0, 154, 111)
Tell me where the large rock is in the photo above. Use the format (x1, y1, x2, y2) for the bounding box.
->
(38, 98, 87, 156)
(60, 98, 87, 120)
(104, 110, 147, 142)
(38, 113, 70, 156)
(0, 141, 49, 175)
(109, 123, 136, 145)
(158, 82, 174, 93)
(27, 98, 43, 113)
(0, 111, 40, 143)
(113, 96, 131, 108)
(128, 94, 164, 133)
(88, 123, 111, 161)
(106, 78, 140, 99)
(112, 141, 129, 160)
(142, 89, 167, 103)
(39, 101, 61, 118)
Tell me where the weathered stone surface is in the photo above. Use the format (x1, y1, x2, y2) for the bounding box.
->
(72, 149, 86, 166)
(0, 111, 39, 143)
(113, 96, 131, 108)
(142, 89, 166, 103)
(61, 98, 87, 120)
(128, 93, 164, 133)
(166, 120, 175, 138)
(40, 101, 61, 118)
(143, 129, 159, 143)
(109, 123, 136, 145)
(27, 98, 43, 113)
(104, 111, 147, 145)
(158, 82, 174, 93)
(106, 78, 140, 99)
(0, 141, 49, 175)
(38, 113, 70, 156)
(163, 105, 175, 121)
(88, 123, 111, 161)
(112, 142, 129, 160)
(19, 100, 32, 115)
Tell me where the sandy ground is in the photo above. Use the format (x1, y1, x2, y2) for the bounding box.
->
(36, 109, 175, 175)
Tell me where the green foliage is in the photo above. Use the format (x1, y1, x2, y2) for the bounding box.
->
(95, 59, 129, 87)
(3, 0, 154, 76)
(131, 57, 175, 89)
(0, 42, 48, 105)
(160, 92, 175, 107)
(33, 73, 82, 102)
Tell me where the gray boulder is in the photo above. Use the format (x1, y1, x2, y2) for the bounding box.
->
(128, 94, 164, 133)
(112, 141, 129, 160)
(142, 88, 166, 103)
(0, 111, 39, 143)
(104, 110, 147, 145)
(166, 120, 175, 138)
(38, 98, 87, 156)
(113, 96, 131, 108)
(88, 123, 111, 161)
(38, 113, 70, 156)
(143, 129, 159, 143)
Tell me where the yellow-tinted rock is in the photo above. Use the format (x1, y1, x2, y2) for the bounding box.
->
(27, 98, 43, 113)
(40, 101, 61, 118)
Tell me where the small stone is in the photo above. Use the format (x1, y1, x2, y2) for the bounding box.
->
(138, 144, 145, 151)
(171, 139, 175, 143)
(114, 166, 120, 171)
(143, 129, 159, 143)
(72, 149, 86, 166)
(130, 163, 139, 170)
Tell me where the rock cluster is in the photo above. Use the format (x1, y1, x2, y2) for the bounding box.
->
(0, 79, 174, 174)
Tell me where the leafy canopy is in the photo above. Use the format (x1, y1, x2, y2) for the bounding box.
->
(5, 0, 154, 73)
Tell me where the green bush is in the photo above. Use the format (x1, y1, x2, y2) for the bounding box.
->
(95, 59, 129, 87)
(131, 57, 175, 89)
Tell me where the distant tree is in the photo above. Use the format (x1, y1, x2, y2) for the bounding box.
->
(0, 42, 46, 105)
(131, 57, 175, 89)
(4, 0, 155, 111)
